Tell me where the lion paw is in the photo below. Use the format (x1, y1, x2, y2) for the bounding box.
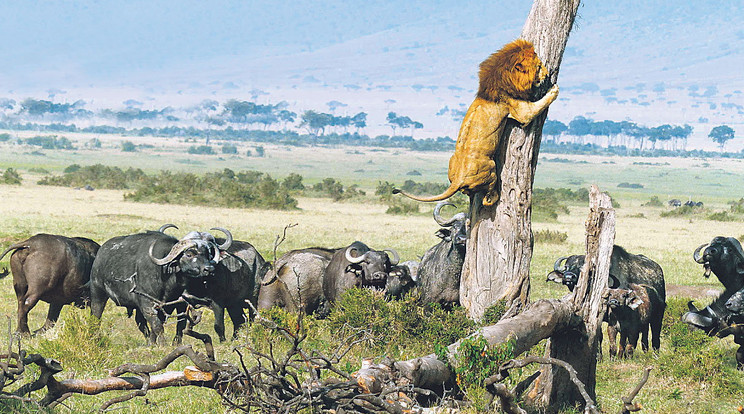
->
(483, 193, 499, 206)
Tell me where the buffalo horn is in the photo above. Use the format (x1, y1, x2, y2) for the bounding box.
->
(693, 243, 708, 264)
(210, 227, 233, 250)
(158, 223, 178, 233)
(383, 249, 400, 266)
(553, 256, 569, 272)
(433, 201, 461, 227)
(149, 239, 196, 266)
(345, 246, 369, 264)
(608, 274, 621, 288)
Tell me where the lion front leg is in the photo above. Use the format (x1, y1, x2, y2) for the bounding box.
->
(482, 176, 499, 206)
(508, 84, 559, 125)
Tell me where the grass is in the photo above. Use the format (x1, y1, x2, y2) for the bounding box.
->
(1, 132, 744, 412)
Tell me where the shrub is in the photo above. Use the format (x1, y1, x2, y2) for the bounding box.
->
(311, 178, 363, 201)
(642, 195, 664, 207)
(221, 144, 238, 154)
(121, 140, 136, 152)
(481, 300, 508, 325)
(38, 164, 146, 189)
(0, 133, 10, 142)
(188, 145, 214, 155)
(281, 173, 305, 191)
(729, 198, 744, 214)
(534, 229, 568, 244)
(617, 182, 643, 188)
(25, 135, 74, 150)
(64, 164, 81, 173)
(255, 145, 265, 157)
(660, 205, 702, 217)
(708, 211, 736, 222)
(1, 168, 22, 185)
(385, 197, 419, 215)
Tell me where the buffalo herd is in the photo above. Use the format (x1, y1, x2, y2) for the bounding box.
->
(2, 208, 744, 366)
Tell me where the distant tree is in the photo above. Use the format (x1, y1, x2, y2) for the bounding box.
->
(351, 112, 367, 133)
(281, 173, 305, 191)
(277, 110, 297, 129)
(300, 110, 334, 136)
(121, 141, 136, 152)
(326, 100, 347, 113)
(709, 125, 735, 151)
(671, 124, 693, 150)
(255, 146, 265, 157)
(567, 116, 592, 144)
(188, 145, 214, 155)
(543, 120, 568, 142)
(386, 112, 421, 136)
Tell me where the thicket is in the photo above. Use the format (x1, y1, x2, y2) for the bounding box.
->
(1, 168, 22, 185)
(124, 168, 298, 210)
(38, 164, 146, 189)
(308, 177, 366, 201)
(24, 135, 74, 150)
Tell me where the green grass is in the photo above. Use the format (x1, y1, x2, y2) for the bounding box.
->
(1, 132, 744, 412)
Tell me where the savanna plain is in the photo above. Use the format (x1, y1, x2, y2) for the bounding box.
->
(0, 132, 743, 413)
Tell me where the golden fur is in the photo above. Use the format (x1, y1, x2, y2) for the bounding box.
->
(393, 39, 559, 206)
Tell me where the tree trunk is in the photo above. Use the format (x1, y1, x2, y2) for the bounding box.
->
(526, 185, 615, 411)
(459, 0, 581, 320)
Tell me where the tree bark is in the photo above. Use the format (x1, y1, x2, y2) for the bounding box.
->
(526, 185, 615, 411)
(459, 0, 581, 320)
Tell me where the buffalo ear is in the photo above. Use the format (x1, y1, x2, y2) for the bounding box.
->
(546, 271, 564, 284)
(435, 228, 452, 241)
(628, 293, 644, 310)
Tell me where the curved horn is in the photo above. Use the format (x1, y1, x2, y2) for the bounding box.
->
(149, 239, 196, 266)
(158, 223, 178, 233)
(383, 249, 400, 266)
(433, 201, 461, 226)
(345, 246, 369, 264)
(553, 256, 569, 272)
(608, 274, 621, 288)
(693, 243, 708, 263)
(210, 227, 233, 250)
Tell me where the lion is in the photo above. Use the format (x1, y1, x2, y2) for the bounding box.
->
(393, 39, 559, 206)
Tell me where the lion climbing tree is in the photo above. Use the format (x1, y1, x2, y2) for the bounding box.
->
(460, 0, 582, 319)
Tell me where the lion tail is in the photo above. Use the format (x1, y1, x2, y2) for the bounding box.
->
(392, 183, 460, 203)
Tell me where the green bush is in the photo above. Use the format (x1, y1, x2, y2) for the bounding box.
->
(281, 173, 305, 191)
(481, 300, 508, 325)
(385, 197, 419, 215)
(642, 196, 664, 207)
(708, 211, 736, 222)
(661, 205, 703, 217)
(729, 198, 744, 214)
(221, 144, 238, 154)
(1, 168, 22, 185)
(0, 133, 10, 141)
(121, 140, 136, 152)
(188, 145, 214, 155)
(38, 164, 146, 189)
(328, 289, 475, 353)
(311, 177, 364, 201)
(64, 164, 81, 173)
(25, 135, 74, 150)
(534, 229, 568, 244)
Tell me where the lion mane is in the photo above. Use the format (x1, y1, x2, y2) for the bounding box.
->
(393, 39, 559, 206)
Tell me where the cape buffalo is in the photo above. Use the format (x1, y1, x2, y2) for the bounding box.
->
(605, 283, 664, 358)
(684, 236, 744, 366)
(385, 260, 419, 299)
(184, 234, 269, 342)
(416, 201, 467, 308)
(0, 234, 100, 336)
(547, 244, 666, 301)
(259, 242, 399, 316)
(90, 227, 231, 345)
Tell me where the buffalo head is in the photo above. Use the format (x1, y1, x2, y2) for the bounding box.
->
(693, 236, 744, 289)
(726, 289, 744, 314)
(385, 261, 418, 299)
(345, 243, 399, 288)
(546, 255, 584, 291)
(607, 287, 644, 311)
(149, 227, 233, 278)
(433, 201, 467, 248)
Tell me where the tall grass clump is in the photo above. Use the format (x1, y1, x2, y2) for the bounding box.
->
(34, 308, 113, 372)
(534, 229, 568, 244)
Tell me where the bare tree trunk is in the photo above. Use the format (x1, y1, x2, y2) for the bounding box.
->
(460, 0, 581, 320)
(526, 185, 615, 411)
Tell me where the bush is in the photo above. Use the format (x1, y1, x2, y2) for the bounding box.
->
(729, 198, 744, 214)
(617, 182, 643, 188)
(121, 141, 136, 152)
(708, 211, 736, 222)
(38, 164, 146, 189)
(221, 144, 238, 154)
(255, 145, 265, 157)
(0, 133, 10, 142)
(188, 145, 214, 155)
(328, 289, 475, 353)
(311, 177, 363, 201)
(661, 205, 703, 217)
(281, 173, 305, 191)
(64, 164, 81, 173)
(534, 229, 568, 244)
(385, 197, 419, 215)
(1, 168, 22, 185)
(642, 196, 664, 207)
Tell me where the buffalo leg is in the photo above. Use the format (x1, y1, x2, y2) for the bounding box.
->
(212, 305, 227, 342)
(639, 323, 649, 353)
(35, 303, 64, 335)
(607, 325, 618, 358)
(650, 308, 664, 351)
(89, 284, 108, 319)
(16, 293, 39, 336)
(141, 309, 165, 345)
(226, 306, 246, 340)
(618, 332, 629, 358)
(735, 336, 744, 368)
(134, 309, 150, 339)
(625, 329, 639, 358)
(172, 302, 187, 345)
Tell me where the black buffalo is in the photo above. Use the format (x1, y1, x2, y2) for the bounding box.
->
(183, 232, 269, 342)
(385, 260, 419, 299)
(90, 227, 231, 345)
(547, 245, 667, 301)
(323, 241, 399, 305)
(0, 234, 100, 336)
(683, 236, 744, 366)
(605, 283, 664, 358)
(416, 201, 468, 307)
